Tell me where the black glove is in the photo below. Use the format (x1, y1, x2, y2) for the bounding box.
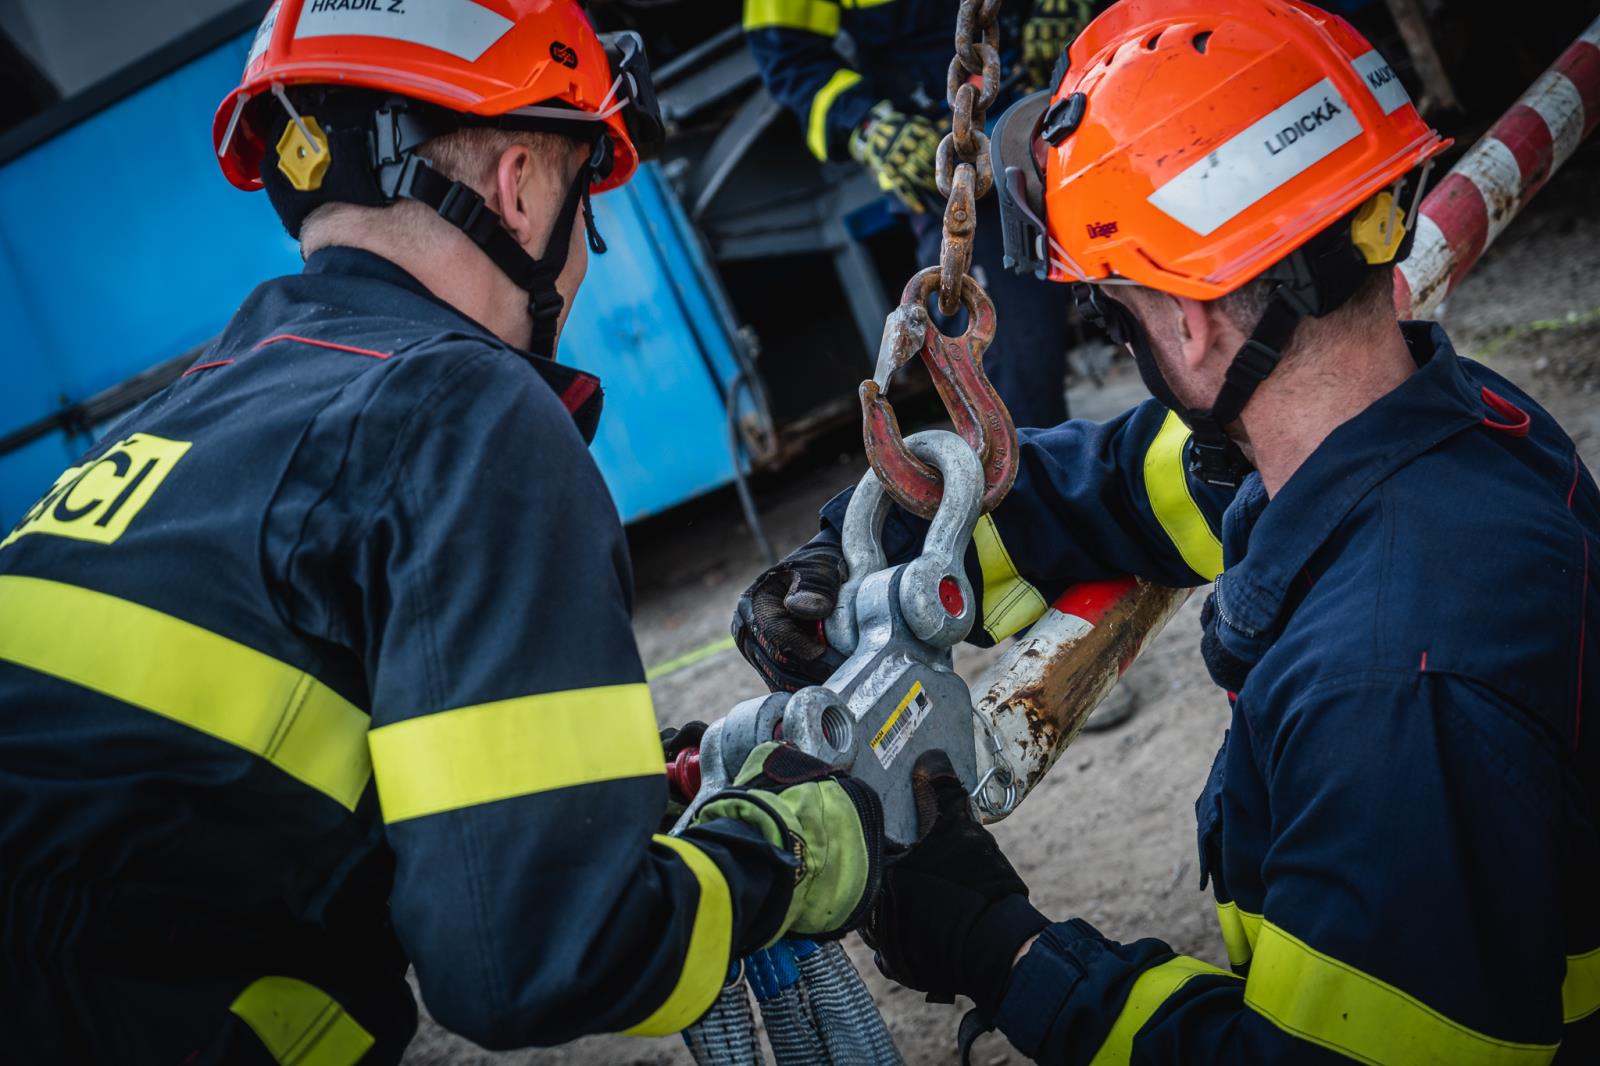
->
(864, 751, 1049, 1015)
(732, 538, 848, 692)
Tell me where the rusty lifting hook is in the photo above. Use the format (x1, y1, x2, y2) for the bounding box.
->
(860, 265, 1018, 518)
(859, 0, 1016, 520)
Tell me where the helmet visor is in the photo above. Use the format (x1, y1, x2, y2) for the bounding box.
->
(991, 90, 1054, 279)
(600, 31, 665, 163)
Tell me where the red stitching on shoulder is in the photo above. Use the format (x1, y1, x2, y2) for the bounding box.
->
(181, 359, 234, 377)
(560, 374, 599, 414)
(1479, 386, 1530, 437)
(252, 333, 392, 360)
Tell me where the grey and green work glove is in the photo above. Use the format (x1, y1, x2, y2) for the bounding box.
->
(1023, 0, 1094, 92)
(693, 741, 884, 940)
(850, 100, 944, 214)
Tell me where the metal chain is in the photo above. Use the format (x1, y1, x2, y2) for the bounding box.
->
(933, 0, 1002, 316)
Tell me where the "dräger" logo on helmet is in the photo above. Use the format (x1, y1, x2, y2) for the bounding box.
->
(1264, 96, 1344, 157)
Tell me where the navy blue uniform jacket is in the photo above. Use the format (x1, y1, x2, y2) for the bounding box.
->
(822, 322, 1600, 1064)
(0, 249, 794, 1065)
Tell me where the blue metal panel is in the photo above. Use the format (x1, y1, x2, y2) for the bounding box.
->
(562, 166, 738, 522)
(0, 37, 300, 402)
(0, 35, 741, 526)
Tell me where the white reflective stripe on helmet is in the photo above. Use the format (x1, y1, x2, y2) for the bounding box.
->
(1351, 50, 1411, 115)
(293, 0, 514, 63)
(1147, 78, 1363, 237)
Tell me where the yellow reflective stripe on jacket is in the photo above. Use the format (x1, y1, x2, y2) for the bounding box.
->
(744, 0, 840, 35)
(1215, 900, 1263, 969)
(230, 976, 374, 1066)
(1246, 921, 1559, 1066)
(806, 69, 863, 160)
(0, 575, 370, 810)
(368, 683, 661, 823)
(1143, 411, 1224, 582)
(973, 514, 1049, 642)
(1566, 946, 1600, 1024)
(623, 836, 734, 1036)
(1087, 955, 1238, 1066)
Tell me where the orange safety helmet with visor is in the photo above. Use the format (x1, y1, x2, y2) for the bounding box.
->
(213, 0, 664, 358)
(992, 0, 1450, 485)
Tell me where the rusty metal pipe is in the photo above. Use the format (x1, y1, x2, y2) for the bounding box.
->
(971, 579, 1188, 820)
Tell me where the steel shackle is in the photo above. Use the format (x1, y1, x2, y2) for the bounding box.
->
(826, 429, 985, 654)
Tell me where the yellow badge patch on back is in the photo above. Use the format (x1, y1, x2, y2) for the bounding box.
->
(2, 434, 190, 550)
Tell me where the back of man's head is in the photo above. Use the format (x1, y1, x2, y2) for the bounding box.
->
(296, 121, 585, 261)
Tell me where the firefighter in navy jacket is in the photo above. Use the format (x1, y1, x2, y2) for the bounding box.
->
(732, 1, 1600, 1062)
(0, 5, 882, 1063)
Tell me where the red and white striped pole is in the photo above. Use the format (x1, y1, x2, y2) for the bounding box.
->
(1397, 15, 1600, 317)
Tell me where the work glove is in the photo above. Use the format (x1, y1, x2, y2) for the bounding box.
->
(732, 537, 848, 693)
(863, 751, 1048, 1015)
(1022, 0, 1093, 93)
(693, 741, 884, 940)
(849, 101, 944, 214)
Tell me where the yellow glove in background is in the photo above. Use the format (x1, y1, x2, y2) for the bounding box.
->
(849, 100, 944, 214)
(1023, 0, 1093, 93)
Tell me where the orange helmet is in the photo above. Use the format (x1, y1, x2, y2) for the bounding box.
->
(993, 0, 1448, 297)
(993, 0, 1451, 487)
(213, 0, 664, 358)
(215, 0, 659, 194)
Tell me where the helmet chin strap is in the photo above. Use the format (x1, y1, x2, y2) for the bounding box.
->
(382, 138, 608, 359)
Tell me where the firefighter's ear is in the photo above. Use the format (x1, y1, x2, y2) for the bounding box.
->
(492, 143, 540, 252)
(1174, 295, 1217, 373)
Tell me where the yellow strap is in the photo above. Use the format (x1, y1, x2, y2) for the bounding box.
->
(841, 0, 896, 6)
(1143, 411, 1224, 582)
(0, 575, 370, 810)
(1214, 900, 1262, 969)
(230, 977, 375, 1066)
(1565, 945, 1600, 1024)
(368, 683, 662, 823)
(744, 0, 841, 35)
(1246, 921, 1559, 1066)
(1087, 955, 1238, 1066)
(622, 836, 735, 1036)
(806, 69, 863, 161)
(972, 513, 1049, 642)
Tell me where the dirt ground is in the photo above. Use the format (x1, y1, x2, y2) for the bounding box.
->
(402, 144, 1600, 1066)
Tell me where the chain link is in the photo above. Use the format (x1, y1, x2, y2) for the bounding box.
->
(933, 0, 1003, 315)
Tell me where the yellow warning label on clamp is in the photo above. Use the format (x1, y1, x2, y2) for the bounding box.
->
(2, 433, 190, 551)
(870, 680, 933, 770)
